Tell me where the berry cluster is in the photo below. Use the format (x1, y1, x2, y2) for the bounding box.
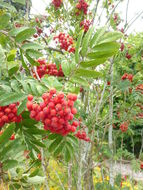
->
(126, 52, 132, 60)
(35, 59, 48, 78)
(136, 84, 143, 94)
(121, 73, 133, 82)
(33, 27, 43, 38)
(15, 23, 23, 28)
(0, 131, 15, 140)
(47, 63, 64, 77)
(54, 33, 75, 53)
(33, 59, 64, 79)
(119, 122, 128, 132)
(120, 43, 125, 52)
(52, 0, 62, 9)
(76, 0, 88, 15)
(26, 89, 79, 136)
(75, 130, 90, 142)
(80, 20, 91, 32)
(0, 103, 22, 128)
(113, 13, 120, 26)
(35, 17, 44, 24)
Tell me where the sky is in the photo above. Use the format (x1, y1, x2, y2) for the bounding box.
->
(31, 0, 143, 34)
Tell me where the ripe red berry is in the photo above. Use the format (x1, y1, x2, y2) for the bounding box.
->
(72, 121, 79, 127)
(2, 115, 8, 122)
(10, 134, 15, 140)
(50, 88, 56, 95)
(50, 109, 56, 116)
(71, 108, 77, 115)
(4, 108, 11, 114)
(27, 101, 33, 111)
(27, 94, 34, 101)
(107, 81, 111, 86)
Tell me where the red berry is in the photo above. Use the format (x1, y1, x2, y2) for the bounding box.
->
(71, 108, 77, 115)
(27, 101, 33, 111)
(2, 115, 8, 122)
(50, 109, 56, 116)
(27, 95, 33, 101)
(4, 108, 11, 114)
(10, 134, 15, 140)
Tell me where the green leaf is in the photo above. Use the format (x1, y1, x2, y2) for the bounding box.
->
(12, 0, 26, 5)
(17, 98, 27, 115)
(29, 168, 40, 177)
(28, 81, 39, 95)
(49, 136, 63, 153)
(93, 41, 120, 52)
(41, 76, 63, 90)
(27, 176, 45, 184)
(80, 58, 107, 68)
(27, 49, 43, 59)
(0, 1, 17, 12)
(25, 53, 39, 66)
(0, 123, 15, 146)
(22, 42, 44, 50)
(75, 68, 102, 78)
(47, 133, 60, 140)
(67, 135, 78, 147)
(8, 65, 19, 76)
(70, 76, 89, 87)
(53, 141, 65, 157)
(3, 159, 18, 170)
(0, 92, 27, 106)
(81, 27, 94, 56)
(90, 27, 106, 47)
(0, 45, 6, 65)
(20, 49, 29, 71)
(64, 146, 71, 162)
(30, 140, 46, 148)
(15, 28, 36, 43)
(75, 30, 84, 63)
(61, 61, 71, 76)
(0, 13, 11, 29)
(25, 128, 47, 135)
(99, 31, 123, 44)
(9, 27, 28, 36)
(87, 42, 120, 59)
(66, 141, 74, 153)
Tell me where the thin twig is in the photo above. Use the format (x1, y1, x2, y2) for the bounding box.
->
(125, 11, 143, 32)
(124, 0, 130, 28)
(105, 0, 121, 25)
(92, 0, 100, 25)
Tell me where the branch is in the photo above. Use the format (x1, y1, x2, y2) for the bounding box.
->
(125, 11, 143, 32)
(105, 0, 121, 25)
(40, 148, 50, 190)
(108, 59, 114, 186)
(42, 35, 64, 54)
(33, 66, 41, 81)
(124, 0, 130, 28)
(92, 0, 100, 25)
